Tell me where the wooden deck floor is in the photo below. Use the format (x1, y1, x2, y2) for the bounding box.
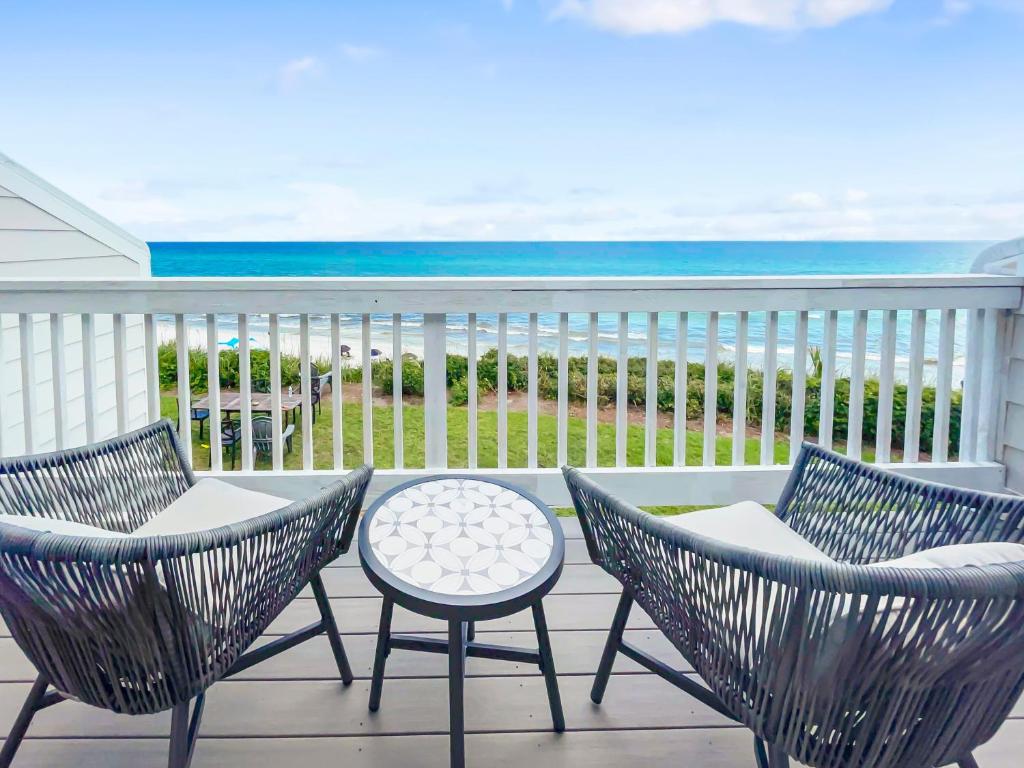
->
(1, 519, 1021, 767)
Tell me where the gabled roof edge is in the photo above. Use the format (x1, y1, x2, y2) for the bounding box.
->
(0, 151, 151, 276)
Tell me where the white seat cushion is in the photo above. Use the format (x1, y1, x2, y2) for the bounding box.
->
(867, 541, 1024, 570)
(0, 514, 128, 539)
(131, 479, 291, 537)
(815, 542, 1024, 679)
(664, 501, 832, 562)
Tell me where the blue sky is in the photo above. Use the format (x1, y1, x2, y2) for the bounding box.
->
(2, 0, 1022, 241)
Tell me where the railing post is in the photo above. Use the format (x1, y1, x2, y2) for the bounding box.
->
(424, 313, 447, 469)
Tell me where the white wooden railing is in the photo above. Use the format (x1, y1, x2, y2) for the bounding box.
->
(0, 274, 1020, 505)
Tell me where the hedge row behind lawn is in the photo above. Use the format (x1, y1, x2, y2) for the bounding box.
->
(160, 342, 961, 457)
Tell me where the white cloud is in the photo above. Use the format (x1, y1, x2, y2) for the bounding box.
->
(552, 0, 894, 34)
(340, 43, 383, 62)
(102, 176, 1024, 243)
(788, 191, 826, 209)
(278, 56, 321, 88)
(933, 0, 973, 24)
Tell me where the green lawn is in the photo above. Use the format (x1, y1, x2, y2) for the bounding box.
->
(164, 394, 790, 473)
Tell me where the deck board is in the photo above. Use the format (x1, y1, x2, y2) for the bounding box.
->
(1, 518, 1019, 767)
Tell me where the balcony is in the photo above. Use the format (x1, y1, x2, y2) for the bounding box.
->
(1, 271, 1023, 766)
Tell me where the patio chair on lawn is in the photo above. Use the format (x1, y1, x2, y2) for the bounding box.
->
(304, 362, 325, 422)
(215, 417, 243, 470)
(253, 414, 295, 459)
(0, 420, 372, 768)
(192, 406, 209, 438)
(564, 444, 1024, 768)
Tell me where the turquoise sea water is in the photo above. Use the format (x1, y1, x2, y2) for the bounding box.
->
(149, 241, 988, 380)
(150, 241, 983, 278)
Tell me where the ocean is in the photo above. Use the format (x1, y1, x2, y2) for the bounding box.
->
(150, 241, 988, 383)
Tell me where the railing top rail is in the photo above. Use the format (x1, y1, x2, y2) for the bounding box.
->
(0, 274, 1019, 313)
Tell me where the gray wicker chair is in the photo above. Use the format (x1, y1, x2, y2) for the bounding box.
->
(0, 420, 372, 768)
(564, 443, 1024, 768)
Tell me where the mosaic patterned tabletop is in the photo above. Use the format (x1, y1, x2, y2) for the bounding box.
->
(367, 478, 557, 596)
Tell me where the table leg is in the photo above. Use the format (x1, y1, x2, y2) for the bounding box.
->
(368, 598, 394, 712)
(532, 601, 565, 732)
(448, 620, 467, 768)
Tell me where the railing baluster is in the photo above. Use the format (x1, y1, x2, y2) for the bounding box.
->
(847, 309, 868, 460)
(674, 312, 688, 466)
(932, 308, 955, 462)
(703, 311, 718, 467)
(269, 314, 283, 471)
(300, 314, 313, 471)
(790, 310, 809, 463)
(18, 314, 36, 453)
(904, 309, 926, 463)
(393, 313, 404, 470)
(331, 313, 343, 470)
(173, 314, 190, 463)
(468, 313, 478, 469)
(732, 311, 748, 466)
(586, 312, 599, 467)
(976, 308, 1001, 462)
(616, 312, 628, 467)
(49, 313, 67, 450)
(113, 313, 128, 436)
(144, 314, 160, 425)
(423, 313, 447, 468)
(239, 314, 253, 471)
(206, 313, 222, 471)
(498, 312, 508, 469)
(760, 310, 779, 465)
(876, 309, 898, 463)
(557, 313, 568, 467)
(645, 312, 658, 467)
(819, 309, 838, 451)
(527, 312, 538, 469)
(362, 313, 373, 466)
(959, 309, 983, 462)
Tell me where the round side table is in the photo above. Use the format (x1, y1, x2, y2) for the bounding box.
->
(359, 476, 566, 768)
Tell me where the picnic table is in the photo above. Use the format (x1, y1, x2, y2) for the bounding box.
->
(192, 391, 304, 425)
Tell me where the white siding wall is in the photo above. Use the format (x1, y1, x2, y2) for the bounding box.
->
(0, 313, 149, 455)
(0, 186, 140, 277)
(0, 169, 152, 457)
(998, 309, 1024, 492)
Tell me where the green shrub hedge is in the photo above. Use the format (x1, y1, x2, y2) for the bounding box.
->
(160, 342, 960, 456)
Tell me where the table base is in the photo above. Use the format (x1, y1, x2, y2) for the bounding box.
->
(367, 598, 565, 768)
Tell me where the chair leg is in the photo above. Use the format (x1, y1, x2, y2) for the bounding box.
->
(591, 589, 633, 704)
(368, 597, 395, 712)
(753, 741, 790, 768)
(0, 675, 49, 768)
(753, 737, 790, 768)
(168, 694, 205, 768)
(467, 620, 475, 642)
(310, 573, 353, 685)
(532, 600, 565, 732)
